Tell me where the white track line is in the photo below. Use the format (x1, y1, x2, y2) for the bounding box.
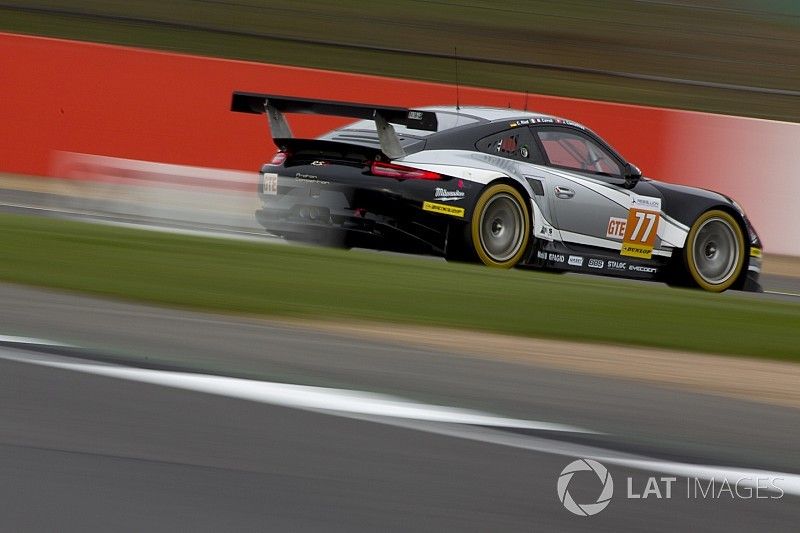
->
(3, 341, 799, 497)
(365, 417, 800, 497)
(766, 290, 800, 298)
(0, 346, 589, 434)
(0, 334, 70, 346)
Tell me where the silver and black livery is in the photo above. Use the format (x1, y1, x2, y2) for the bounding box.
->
(231, 92, 763, 292)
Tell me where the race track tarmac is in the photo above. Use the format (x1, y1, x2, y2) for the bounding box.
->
(1, 283, 799, 532)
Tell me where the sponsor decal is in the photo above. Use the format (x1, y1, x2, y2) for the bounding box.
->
(434, 187, 466, 202)
(631, 194, 662, 211)
(750, 247, 762, 258)
(295, 173, 329, 184)
(422, 201, 464, 218)
(537, 250, 548, 261)
(621, 243, 655, 259)
(407, 111, 423, 120)
(621, 195, 661, 259)
(588, 258, 604, 269)
(548, 253, 565, 263)
(568, 255, 584, 267)
(310, 160, 326, 166)
(606, 217, 627, 239)
(628, 264, 657, 274)
(608, 260, 627, 270)
(262, 172, 278, 195)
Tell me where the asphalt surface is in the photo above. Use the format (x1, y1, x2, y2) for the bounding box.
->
(1, 283, 799, 531)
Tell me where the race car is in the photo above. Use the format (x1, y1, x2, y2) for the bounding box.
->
(231, 92, 763, 292)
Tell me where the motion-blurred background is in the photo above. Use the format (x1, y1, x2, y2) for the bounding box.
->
(3, 0, 800, 118)
(1, 3, 800, 531)
(2, 0, 800, 256)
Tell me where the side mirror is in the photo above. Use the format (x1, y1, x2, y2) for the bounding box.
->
(624, 163, 642, 188)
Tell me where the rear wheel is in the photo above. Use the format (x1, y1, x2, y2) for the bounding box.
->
(469, 184, 531, 268)
(683, 209, 745, 292)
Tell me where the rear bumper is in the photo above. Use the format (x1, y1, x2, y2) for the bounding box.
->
(255, 170, 474, 253)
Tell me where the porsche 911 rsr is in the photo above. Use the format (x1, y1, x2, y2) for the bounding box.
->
(231, 92, 762, 292)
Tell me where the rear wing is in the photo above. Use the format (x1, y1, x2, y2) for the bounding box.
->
(230, 92, 438, 159)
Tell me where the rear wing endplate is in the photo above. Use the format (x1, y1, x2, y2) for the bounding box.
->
(231, 92, 438, 159)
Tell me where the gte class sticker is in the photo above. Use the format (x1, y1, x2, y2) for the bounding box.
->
(606, 217, 626, 239)
(621, 195, 661, 259)
(422, 201, 465, 218)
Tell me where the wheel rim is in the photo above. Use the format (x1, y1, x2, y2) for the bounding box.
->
(692, 217, 740, 285)
(478, 193, 524, 262)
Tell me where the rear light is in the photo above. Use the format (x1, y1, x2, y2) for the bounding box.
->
(370, 161, 441, 180)
(269, 151, 288, 165)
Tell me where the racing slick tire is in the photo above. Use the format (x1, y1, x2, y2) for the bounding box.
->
(683, 209, 746, 292)
(469, 184, 531, 268)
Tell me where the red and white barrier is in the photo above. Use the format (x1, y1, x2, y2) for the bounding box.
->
(1, 33, 797, 254)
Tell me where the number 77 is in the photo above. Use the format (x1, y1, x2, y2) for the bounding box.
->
(630, 211, 657, 242)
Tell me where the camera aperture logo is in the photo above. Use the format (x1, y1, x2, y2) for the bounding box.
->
(557, 459, 614, 516)
(557, 458, 785, 517)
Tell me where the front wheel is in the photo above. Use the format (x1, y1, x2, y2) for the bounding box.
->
(683, 209, 745, 292)
(469, 184, 531, 268)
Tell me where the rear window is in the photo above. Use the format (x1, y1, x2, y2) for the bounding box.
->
(476, 128, 545, 164)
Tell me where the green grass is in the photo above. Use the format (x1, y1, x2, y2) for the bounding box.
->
(1, 212, 798, 360)
(1, 1, 799, 121)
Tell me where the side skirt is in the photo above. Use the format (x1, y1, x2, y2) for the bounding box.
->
(520, 240, 671, 282)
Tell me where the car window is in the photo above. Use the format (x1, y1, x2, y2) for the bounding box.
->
(536, 128, 622, 176)
(476, 128, 544, 163)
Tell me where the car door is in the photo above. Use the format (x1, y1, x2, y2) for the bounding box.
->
(532, 125, 638, 254)
(474, 127, 560, 242)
